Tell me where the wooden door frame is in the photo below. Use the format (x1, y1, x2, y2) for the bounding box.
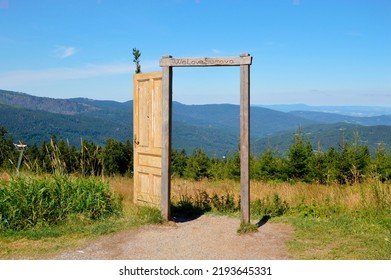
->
(159, 54, 252, 223)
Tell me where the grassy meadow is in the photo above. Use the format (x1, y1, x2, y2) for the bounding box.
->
(170, 178, 390, 259)
(0, 172, 390, 259)
(0, 173, 162, 259)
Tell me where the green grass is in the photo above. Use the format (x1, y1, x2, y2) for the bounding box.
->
(0, 174, 163, 259)
(237, 222, 258, 234)
(285, 182, 391, 259)
(0, 205, 162, 259)
(283, 209, 391, 259)
(171, 179, 391, 259)
(0, 175, 122, 231)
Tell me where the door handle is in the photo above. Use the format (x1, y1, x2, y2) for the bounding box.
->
(134, 135, 140, 145)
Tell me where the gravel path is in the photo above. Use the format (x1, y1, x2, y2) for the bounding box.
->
(53, 215, 293, 260)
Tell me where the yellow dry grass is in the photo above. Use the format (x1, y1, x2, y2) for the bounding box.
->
(105, 176, 134, 212)
(109, 177, 391, 212)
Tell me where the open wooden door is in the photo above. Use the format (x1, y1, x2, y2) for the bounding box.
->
(133, 72, 162, 206)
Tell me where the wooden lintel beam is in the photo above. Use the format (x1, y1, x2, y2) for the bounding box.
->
(160, 55, 252, 67)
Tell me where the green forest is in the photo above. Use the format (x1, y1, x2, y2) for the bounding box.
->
(2, 125, 391, 185)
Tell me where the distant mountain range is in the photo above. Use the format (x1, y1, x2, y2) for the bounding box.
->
(1, 89, 391, 156)
(258, 104, 391, 117)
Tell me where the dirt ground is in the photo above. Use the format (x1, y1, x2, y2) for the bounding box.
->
(53, 215, 294, 260)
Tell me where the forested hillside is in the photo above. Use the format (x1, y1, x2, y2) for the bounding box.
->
(0, 103, 131, 146)
(252, 123, 391, 155)
(289, 110, 391, 126)
(2, 89, 391, 157)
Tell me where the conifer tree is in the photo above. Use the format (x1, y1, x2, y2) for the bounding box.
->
(287, 129, 314, 182)
(132, 48, 141, 74)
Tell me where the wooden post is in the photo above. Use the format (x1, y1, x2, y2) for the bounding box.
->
(161, 57, 173, 221)
(240, 53, 250, 224)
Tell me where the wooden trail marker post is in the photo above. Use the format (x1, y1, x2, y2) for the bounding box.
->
(159, 54, 252, 224)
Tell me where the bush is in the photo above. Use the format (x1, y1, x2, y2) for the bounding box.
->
(0, 175, 122, 231)
(172, 191, 212, 217)
(211, 192, 238, 213)
(250, 193, 289, 218)
(295, 197, 342, 219)
(172, 190, 239, 216)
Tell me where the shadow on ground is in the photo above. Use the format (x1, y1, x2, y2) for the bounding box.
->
(171, 202, 272, 228)
(256, 215, 271, 228)
(171, 203, 210, 223)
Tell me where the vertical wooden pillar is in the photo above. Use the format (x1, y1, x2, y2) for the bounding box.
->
(161, 57, 173, 221)
(240, 53, 250, 224)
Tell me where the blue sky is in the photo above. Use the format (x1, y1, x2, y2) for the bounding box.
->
(0, 0, 390, 105)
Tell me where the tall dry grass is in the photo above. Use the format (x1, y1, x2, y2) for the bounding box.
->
(106, 176, 134, 212)
(112, 177, 391, 215)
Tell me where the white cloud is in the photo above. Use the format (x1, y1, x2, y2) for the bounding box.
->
(53, 46, 77, 59)
(0, 61, 159, 87)
(212, 48, 222, 54)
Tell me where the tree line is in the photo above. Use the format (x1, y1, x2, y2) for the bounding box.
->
(0, 127, 133, 176)
(2, 126, 391, 184)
